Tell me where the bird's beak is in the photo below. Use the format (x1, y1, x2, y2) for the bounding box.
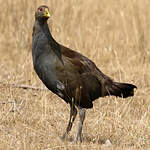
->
(44, 8, 50, 18)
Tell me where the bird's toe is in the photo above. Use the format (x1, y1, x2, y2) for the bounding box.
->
(74, 135, 82, 143)
(60, 133, 68, 141)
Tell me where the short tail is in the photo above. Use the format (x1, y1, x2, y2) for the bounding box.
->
(107, 82, 137, 98)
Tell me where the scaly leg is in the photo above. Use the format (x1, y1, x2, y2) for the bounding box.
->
(62, 103, 77, 139)
(74, 107, 86, 142)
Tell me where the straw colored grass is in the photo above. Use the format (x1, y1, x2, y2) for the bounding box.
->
(0, 0, 150, 149)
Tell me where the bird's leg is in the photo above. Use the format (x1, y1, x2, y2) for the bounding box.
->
(74, 107, 86, 143)
(62, 103, 77, 140)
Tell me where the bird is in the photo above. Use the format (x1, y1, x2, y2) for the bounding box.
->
(32, 5, 137, 142)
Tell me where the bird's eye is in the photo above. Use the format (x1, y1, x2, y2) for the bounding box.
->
(39, 8, 43, 11)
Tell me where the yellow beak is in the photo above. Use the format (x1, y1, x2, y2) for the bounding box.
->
(44, 8, 50, 18)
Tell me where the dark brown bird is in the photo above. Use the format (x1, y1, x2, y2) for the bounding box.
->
(32, 5, 136, 142)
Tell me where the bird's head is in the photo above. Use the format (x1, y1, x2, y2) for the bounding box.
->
(35, 5, 51, 21)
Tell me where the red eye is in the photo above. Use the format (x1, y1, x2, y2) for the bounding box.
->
(39, 7, 43, 11)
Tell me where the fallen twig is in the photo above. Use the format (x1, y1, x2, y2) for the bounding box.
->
(0, 82, 48, 91)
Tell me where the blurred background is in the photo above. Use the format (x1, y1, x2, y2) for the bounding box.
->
(0, 0, 150, 149)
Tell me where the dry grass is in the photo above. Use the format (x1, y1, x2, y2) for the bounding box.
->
(0, 0, 150, 149)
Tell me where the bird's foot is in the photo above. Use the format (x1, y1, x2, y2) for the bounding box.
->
(74, 135, 82, 143)
(60, 133, 68, 141)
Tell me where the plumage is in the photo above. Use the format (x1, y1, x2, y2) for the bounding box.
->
(32, 5, 137, 142)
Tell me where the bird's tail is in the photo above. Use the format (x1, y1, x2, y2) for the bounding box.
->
(106, 82, 137, 98)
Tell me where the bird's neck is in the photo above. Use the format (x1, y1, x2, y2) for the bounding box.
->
(33, 20, 64, 64)
(33, 20, 53, 40)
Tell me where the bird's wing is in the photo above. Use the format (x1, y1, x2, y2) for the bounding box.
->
(61, 45, 96, 74)
(60, 45, 114, 97)
(61, 45, 111, 80)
